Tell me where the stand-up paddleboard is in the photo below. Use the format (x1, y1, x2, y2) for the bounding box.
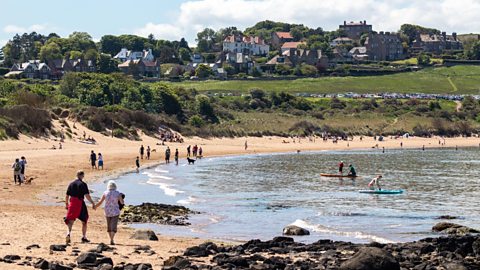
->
(359, 189, 404, 194)
(320, 173, 359, 178)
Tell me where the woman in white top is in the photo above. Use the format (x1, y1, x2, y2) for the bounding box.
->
(95, 180, 124, 245)
(368, 175, 383, 190)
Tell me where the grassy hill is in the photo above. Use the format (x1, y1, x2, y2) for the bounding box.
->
(167, 66, 480, 95)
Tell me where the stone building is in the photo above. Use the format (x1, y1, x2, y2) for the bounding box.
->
(365, 32, 404, 61)
(339, 20, 372, 40)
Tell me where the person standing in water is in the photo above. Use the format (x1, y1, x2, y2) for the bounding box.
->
(135, 157, 140, 173)
(165, 147, 171, 164)
(347, 164, 357, 177)
(368, 175, 383, 190)
(95, 180, 124, 245)
(174, 148, 179, 165)
(338, 161, 344, 175)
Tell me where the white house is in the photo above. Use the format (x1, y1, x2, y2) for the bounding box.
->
(114, 48, 155, 63)
(222, 35, 269, 56)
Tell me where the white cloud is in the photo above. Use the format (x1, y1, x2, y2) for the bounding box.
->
(135, 0, 480, 43)
(3, 24, 53, 34)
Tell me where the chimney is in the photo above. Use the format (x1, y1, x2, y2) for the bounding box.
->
(442, 32, 447, 40)
(364, 20, 366, 25)
(344, 21, 346, 26)
(452, 32, 457, 40)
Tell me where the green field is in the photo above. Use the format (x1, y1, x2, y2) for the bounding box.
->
(167, 66, 480, 94)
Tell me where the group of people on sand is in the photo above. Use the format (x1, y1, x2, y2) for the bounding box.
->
(89, 150, 104, 170)
(64, 170, 123, 245)
(11, 156, 27, 185)
(186, 145, 202, 158)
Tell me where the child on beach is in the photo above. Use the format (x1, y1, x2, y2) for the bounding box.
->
(98, 153, 104, 170)
(135, 157, 140, 173)
(12, 158, 22, 185)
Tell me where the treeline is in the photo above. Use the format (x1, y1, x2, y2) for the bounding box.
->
(1, 73, 480, 139)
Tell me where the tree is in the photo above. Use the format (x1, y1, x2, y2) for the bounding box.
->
(195, 64, 213, 78)
(99, 35, 123, 56)
(464, 41, 480, 60)
(290, 28, 304, 41)
(68, 50, 83, 59)
(97, 53, 118, 73)
(196, 94, 216, 121)
(179, 38, 190, 50)
(417, 53, 431, 66)
(196, 28, 217, 52)
(400, 24, 440, 45)
(84, 48, 99, 61)
(179, 47, 191, 62)
(39, 42, 62, 61)
(274, 64, 292, 75)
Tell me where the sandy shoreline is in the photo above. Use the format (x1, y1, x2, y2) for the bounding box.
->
(1, 121, 479, 269)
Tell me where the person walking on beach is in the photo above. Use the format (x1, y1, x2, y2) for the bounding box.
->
(174, 148, 179, 165)
(140, 145, 145, 160)
(187, 145, 191, 157)
(338, 161, 344, 175)
(146, 146, 151, 160)
(199, 147, 203, 157)
(165, 147, 171, 164)
(245, 140, 248, 150)
(135, 157, 140, 173)
(64, 170, 96, 244)
(98, 153, 104, 170)
(193, 145, 198, 157)
(20, 156, 27, 183)
(12, 158, 22, 185)
(95, 180, 124, 245)
(90, 150, 97, 169)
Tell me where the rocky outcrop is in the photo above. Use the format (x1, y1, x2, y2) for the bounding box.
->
(131, 230, 158, 241)
(282, 225, 310, 236)
(120, 203, 195, 226)
(433, 222, 479, 235)
(172, 235, 480, 269)
(339, 247, 400, 270)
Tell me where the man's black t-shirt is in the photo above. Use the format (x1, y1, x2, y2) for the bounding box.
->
(66, 179, 89, 199)
(90, 153, 96, 161)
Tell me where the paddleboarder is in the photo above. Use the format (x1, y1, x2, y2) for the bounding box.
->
(368, 175, 383, 190)
(338, 161, 344, 175)
(347, 164, 357, 177)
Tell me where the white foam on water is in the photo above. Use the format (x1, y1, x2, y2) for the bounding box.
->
(177, 196, 204, 205)
(291, 219, 394, 244)
(144, 172, 173, 180)
(154, 167, 169, 173)
(146, 179, 184, 196)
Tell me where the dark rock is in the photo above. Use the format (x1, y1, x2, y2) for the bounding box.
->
(131, 230, 158, 241)
(213, 255, 249, 267)
(77, 252, 98, 265)
(444, 263, 468, 270)
(26, 244, 41, 250)
(437, 215, 459, 220)
(472, 238, 480, 255)
(184, 242, 218, 257)
(432, 222, 479, 235)
(134, 245, 151, 251)
(49, 263, 73, 270)
(97, 243, 115, 253)
(120, 203, 195, 226)
(34, 259, 50, 269)
(96, 256, 114, 266)
(50, 244, 67, 252)
(4, 255, 21, 261)
(163, 256, 191, 268)
(339, 247, 400, 270)
(272, 236, 295, 243)
(97, 263, 114, 270)
(282, 225, 310, 236)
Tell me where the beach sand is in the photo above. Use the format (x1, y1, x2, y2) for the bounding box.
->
(0, 120, 479, 268)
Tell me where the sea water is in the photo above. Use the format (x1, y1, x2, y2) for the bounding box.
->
(91, 148, 480, 243)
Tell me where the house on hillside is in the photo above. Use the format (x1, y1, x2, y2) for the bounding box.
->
(281, 42, 306, 53)
(118, 59, 160, 78)
(222, 35, 270, 56)
(266, 48, 328, 70)
(114, 48, 155, 63)
(330, 37, 354, 47)
(6, 60, 51, 79)
(339, 20, 373, 40)
(271, 31, 294, 49)
(412, 32, 463, 54)
(191, 53, 204, 64)
(223, 52, 255, 74)
(48, 59, 73, 79)
(365, 32, 404, 61)
(348, 47, 368, 61)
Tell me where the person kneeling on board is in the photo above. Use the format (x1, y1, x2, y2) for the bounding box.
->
(368, 175, 383, 190)
(347, 164, 357, 177)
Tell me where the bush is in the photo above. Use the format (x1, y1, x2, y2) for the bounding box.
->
(189, 115, 204, 128)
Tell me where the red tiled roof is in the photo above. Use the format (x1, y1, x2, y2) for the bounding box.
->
(281, 42, 306, 49)
(275, 32, 293, 39)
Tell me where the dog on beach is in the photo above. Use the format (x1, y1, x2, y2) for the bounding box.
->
(151, 149, 157, 152)
(187, 157, 196, 165)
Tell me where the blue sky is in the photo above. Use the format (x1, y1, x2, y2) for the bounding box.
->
(1, 0, 479, 47)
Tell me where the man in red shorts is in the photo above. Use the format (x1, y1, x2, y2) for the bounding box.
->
(64, 170, 96, 244)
